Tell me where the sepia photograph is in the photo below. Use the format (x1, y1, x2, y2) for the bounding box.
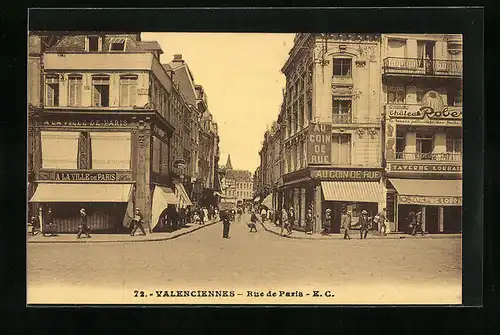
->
(27, 25, 466, 305)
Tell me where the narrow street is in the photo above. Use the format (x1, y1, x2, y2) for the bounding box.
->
(27, 213, 462, 304)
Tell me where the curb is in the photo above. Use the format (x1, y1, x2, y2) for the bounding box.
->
(27, 220, 221, 244)
(259, 222, 462, 240)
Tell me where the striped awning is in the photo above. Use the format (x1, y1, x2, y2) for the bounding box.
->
(389, 178, 462, 197)
(321, 181, 381, 203)
(28, 183, 133, 203)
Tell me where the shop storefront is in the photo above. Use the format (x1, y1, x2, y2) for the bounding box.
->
(281, 168, 384, 233)
(386, 174, 462, 233)
(28, 111, 175, 234)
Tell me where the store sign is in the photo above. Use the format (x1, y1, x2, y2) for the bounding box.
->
(312, 169, 381, 180)
(390, 163, 462, 173)
(398, 195, 462, 206)
(386, 105, 462, 125)
(37, 170, 132, 182)
(42, 120, 129, 127)
(307, 123, 332, 164)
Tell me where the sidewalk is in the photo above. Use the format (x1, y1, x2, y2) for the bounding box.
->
(27, 219, 220, 244)
(259, 221, 462, 240)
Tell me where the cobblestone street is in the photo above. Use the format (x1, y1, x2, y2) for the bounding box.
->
(27, 213, 462, 304)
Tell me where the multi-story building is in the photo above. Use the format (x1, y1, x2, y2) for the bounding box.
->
(380, 34, 463, 233)
(257, 121, 281, 212)
(27, 32, 199, 234)
(220, 155, 254, 206)
(278, 33, 383, 233)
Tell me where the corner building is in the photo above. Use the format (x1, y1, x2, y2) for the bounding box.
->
(27, 32, 186, 234)
(381, 34, 463, 233)
(279, 34, 384, 234)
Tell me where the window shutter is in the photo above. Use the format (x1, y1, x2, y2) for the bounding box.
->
(92, 85, 100, 107)
(47, 85, 53, 106)
(129, 82, 137, 106)
(120, 82, 127, 106)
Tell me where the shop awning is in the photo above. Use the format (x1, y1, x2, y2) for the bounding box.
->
(151, 186, 178, 230)
(389, 178, 462, 197)
(28, 183, 133, 203)
(321, 181, 381, 203)
(262, 194, 273, 209)
(175, 183, 193, 207)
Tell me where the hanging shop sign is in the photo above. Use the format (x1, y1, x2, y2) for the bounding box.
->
(389, 163, 462, 173)
(307, 123, 332, 165)
(37, 170, 132, 182)
(42, 119, 129, 127)
(311, 169, 382, 181)
(398, 195, 462, 206)
(386, 105, 462, 125)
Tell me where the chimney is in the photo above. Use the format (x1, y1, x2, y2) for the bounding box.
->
(173, 54, 184, 62)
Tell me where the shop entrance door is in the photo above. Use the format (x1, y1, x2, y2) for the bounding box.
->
(425, 206, 439, 233)
(444, 206, 462, 233)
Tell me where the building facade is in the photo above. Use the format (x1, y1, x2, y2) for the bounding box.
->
(381, 34, 463, 233)
(220, 155, 254, 206)
(278, 33, 383, 233)
(27, 32, 220, 234)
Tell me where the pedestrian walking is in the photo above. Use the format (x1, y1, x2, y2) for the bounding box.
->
(341, 209, 352, 239)
(375, 208, 388, 236)
(248, 209, 259, 232)
(407, 211, 416, 235)
(221, 210, 231, 238)
(130, 208, 146, 236)
(236, 207, 243, 222)
(260, 207, 267, 222)
(281, 209, 292, 235)
(288, 207, 295, 229)
(202, 207, 209, 224)
(321, 208, 332, 235)
(305, 208, 314, 235)
(359, 210, 371, 239)
(43, 207, 57, 237)
(77, 208, 91, 238)
(29, 215, 40, 236)
(412, 208, 425, 236)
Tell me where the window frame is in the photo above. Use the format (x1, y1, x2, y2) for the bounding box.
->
(387, 86, 406, 104)
(332, 58, 352, 77)
(45, 75, 60, 107)
(92, 75, 111, 107)
(119, 74, 138, 107)
(331, 133, 352, 165)
(86, 36, 102, 52)
(68, 74, 83, 107)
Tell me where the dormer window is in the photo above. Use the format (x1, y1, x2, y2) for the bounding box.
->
(85, 36, 102, 52)
(109, 38, 126, 51)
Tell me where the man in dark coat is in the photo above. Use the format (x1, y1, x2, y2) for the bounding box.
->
(407, 211, 416, 235)
(77, 208, 91, 238)
(341, 209, 352, 240)
(221, 210, 231, 238)
(359, 210, 371, 239)
(305, 208, 314, 235)
(412, 208, 425, 236)
(43, 207, 57, 237)
(321, 208, 332, 235)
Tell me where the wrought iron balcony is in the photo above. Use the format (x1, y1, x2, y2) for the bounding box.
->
(383, 57, 462, 77)
(395, 152, 462, 161)
(332, 113, 352, 124)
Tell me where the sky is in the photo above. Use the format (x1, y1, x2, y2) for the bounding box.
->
(142, 33, 296, 172)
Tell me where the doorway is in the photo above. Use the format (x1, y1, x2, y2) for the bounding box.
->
(444, 206, 462, 233)
(425, 206, 439, 233)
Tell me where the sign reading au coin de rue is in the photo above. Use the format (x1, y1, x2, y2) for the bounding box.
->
(390, 163, 462, 172)
(307, 123, 332, 164)
(311, 169, 381, 180)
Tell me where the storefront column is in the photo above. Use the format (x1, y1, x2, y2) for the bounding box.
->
(313, 183, 322, 234)
(293, 188, 299, 226)
(421, 206, 426, 233)
(438, 206, 444, 232)
(134, 125, 152, 233)
(300, 188, 306, 226)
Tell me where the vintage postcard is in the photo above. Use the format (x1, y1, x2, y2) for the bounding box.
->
(27, 30, 463, 305)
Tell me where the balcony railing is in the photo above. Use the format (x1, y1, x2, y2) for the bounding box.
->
(332, 113, 352, 124)
(383, 57, 462, 77)
(395, 152, 462, 161)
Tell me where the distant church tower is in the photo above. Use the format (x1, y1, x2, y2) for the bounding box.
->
(225, 154, 233, 170)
